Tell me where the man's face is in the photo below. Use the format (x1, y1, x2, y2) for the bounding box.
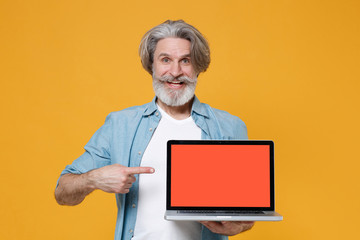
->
(152, 38, 197, 107)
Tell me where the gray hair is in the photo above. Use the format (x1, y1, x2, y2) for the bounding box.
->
(139, 20, 210, 75)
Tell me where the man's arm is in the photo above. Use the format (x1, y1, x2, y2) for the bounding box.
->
(55, 172, 95, 206)
(200, 221, 254, 236)
(55, 164, 155, 206)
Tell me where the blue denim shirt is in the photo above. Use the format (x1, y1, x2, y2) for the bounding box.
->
(60, 96, 248, 240)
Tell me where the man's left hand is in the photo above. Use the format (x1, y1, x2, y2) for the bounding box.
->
(200, 221, 254, 236)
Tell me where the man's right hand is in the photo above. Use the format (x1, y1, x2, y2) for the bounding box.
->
(89, 164, 155, 194)
(55, 164, 154, 206)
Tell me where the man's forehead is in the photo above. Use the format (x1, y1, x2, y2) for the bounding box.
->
(158, 52, 191, 58)
(154, 38, 191, 56)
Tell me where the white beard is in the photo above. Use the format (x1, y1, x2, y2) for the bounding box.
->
(152, 73, 197, 107)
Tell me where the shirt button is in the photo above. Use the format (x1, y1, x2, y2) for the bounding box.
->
(129, 229, 133, 233)
(138, 151, 141, 155)
(155, 112, 159, 116)
(132, 204, 136, 208)
(149, 128, 153, 132)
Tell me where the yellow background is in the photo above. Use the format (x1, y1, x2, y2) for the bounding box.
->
(1, 0, 359, 239)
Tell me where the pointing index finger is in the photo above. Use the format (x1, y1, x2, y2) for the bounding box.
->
(126, 167, 155, 175)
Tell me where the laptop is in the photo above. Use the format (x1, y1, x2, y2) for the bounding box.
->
(164, 140, 283, 221)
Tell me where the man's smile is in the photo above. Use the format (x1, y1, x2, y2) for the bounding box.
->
(166, 80, 185, 89)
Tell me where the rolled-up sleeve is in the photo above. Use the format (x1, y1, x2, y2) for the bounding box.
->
(59, 113, 113, 178)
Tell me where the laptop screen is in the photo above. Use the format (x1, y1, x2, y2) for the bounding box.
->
(167, 140, 274, 210)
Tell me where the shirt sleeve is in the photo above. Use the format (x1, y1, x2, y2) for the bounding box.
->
(58, 113, 113, 177)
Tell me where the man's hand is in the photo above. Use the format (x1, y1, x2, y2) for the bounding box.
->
(55, 164, 154, 206)
(89, 164, 155, 194)
(200, 221, 254, 236)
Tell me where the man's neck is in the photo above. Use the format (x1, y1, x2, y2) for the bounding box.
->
(156, 98, 193, 120)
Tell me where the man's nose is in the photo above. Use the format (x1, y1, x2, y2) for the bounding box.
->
(169, 62, 183, 77)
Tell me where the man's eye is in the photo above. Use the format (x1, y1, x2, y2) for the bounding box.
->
(181, 58, 190, 64)
(162, 58, 170, 63)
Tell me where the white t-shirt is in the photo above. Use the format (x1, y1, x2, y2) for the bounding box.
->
(132, 106, 202, 240)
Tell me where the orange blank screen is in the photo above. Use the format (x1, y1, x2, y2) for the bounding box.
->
(171, 145, 270, 207)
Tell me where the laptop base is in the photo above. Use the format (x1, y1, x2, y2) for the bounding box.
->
(165, 210, 283, 221)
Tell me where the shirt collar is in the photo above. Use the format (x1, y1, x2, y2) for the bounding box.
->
(142, 97, 158, 116)
(191, 96, 209, 118)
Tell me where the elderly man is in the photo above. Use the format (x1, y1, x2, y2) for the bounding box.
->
(55, 20, 254, 240)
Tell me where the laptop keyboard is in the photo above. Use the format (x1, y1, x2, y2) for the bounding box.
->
(178, 210, 264, 214)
